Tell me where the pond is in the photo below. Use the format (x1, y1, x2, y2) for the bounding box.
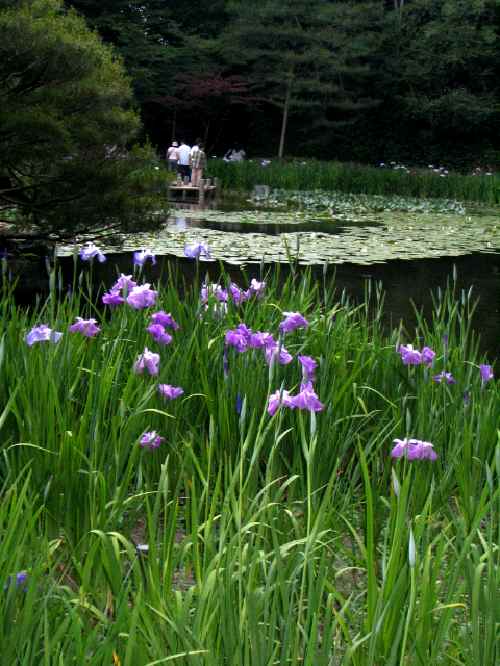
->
(57, 190, 500, 266)
(9, 191, 500, 358)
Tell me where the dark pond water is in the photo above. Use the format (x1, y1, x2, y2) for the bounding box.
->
(166, 215, 383, 235)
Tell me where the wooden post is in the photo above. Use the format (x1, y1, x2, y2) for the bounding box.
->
(199, 179, 206, 205)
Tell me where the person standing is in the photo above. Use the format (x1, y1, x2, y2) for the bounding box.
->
(190, 137, 202, 157)
(166, 141, 179, 171)
(177, 140, 192, 182)
(190, 142, 207, 187)
(223, 145, 246, 162)
(231, 145, 246, 161)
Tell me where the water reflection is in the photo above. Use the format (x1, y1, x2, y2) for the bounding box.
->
(172, 216, 188, 230)
(165, 216, 382, 235)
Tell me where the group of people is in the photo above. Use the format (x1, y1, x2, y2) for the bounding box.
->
(166, 138, 207, 187)
(223, 146, 246, 162)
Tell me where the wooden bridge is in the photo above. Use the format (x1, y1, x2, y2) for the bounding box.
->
(168, 178, 218, 204)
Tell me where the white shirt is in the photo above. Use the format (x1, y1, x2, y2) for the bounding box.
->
(177, 144, 191, 165)
(231, 149, 246, 161)
(167, 146, 179, 160)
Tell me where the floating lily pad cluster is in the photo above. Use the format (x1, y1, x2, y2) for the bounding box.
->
(250, 189, 468, 216)
(58, 193, 500, 266)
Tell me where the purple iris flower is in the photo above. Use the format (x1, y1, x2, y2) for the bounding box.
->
(291, 381, 325, 412)
(279, 312, 308, 334)
(4, 571, 28, 592)
(79, 242, 106, 263)
(184, 242, 211, 259)
(126, 284, 157, 309)
(225, 325, 251, 353)
(248, 331, 275, 349)
(421, 346, 436, 367)
(102, 289, 124, 306)
(158, 384, 184, 400)
(236, 323, 252, 338)
(133, 249, 156, 267)
(249, 278, 266, 297)
(267, 389, 296, 416)
(147, 323, 172, 346)
(25, 324, 63, 346)
(69, 317, 101, 338)
(16, 571, 28, 587)
(264, 343, 293, 366)
(236, 393, 243, 414)
(200, 285, 209, 304)
(151, 311, 179, 330)
(229, 283, 250, 306)
(112, 274, 137, 292)
(298, 355, 318, 383)
(226, 330, 247, 352)
(201, 283, 227, 304)
(391, 438, 438, 461)
(432, 371, 456, 385)
(479, 364, 494, 385)
(134, 348, 160, 376)
(140, 431, 164, 449)
(398, 344, 422, 365)
(216, 289, 228, 303)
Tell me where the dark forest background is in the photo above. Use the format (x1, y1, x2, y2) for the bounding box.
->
(65, 1, 500, 169)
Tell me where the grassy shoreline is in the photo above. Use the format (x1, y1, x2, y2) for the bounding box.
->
(0, 261, 498, 664)
(208, 159, 500, 205)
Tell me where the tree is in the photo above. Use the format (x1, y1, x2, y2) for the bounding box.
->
(0, 0, 163, 235)
(380, 0, 500, 162)
(223, 0, 382, 158)
(66, 1, 186, 102)
(65, 1, 236, 150)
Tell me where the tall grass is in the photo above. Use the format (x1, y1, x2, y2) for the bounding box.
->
(0, 260, 498, 664)
(208, 159, 500, 205)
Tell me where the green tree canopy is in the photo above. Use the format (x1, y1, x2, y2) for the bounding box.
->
(0, 0, 162, 234)
(395, 0, 499, 130)
(222, 0, 382, 157)
(62, 0, 500, 167)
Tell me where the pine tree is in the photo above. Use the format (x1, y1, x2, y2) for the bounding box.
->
(223, 0, 382, 157)
(0, 0, 162, 233)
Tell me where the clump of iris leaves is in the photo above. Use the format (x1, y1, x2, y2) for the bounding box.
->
(0, 258, 497, 666)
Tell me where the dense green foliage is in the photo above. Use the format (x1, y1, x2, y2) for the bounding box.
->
(0, 0, 164, 234)
(0, 261, 498, 663)
(222, 1, 382, 157)
(66, 0, 500, 167)
(209, 159, 500, 203)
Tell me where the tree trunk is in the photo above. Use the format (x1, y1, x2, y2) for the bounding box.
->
(171, 109, 177, 142)
(278, 76, 293, 159)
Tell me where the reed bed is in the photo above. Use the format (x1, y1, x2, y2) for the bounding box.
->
(208, 160, 500, 205)
(0, 254, 498, 665)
